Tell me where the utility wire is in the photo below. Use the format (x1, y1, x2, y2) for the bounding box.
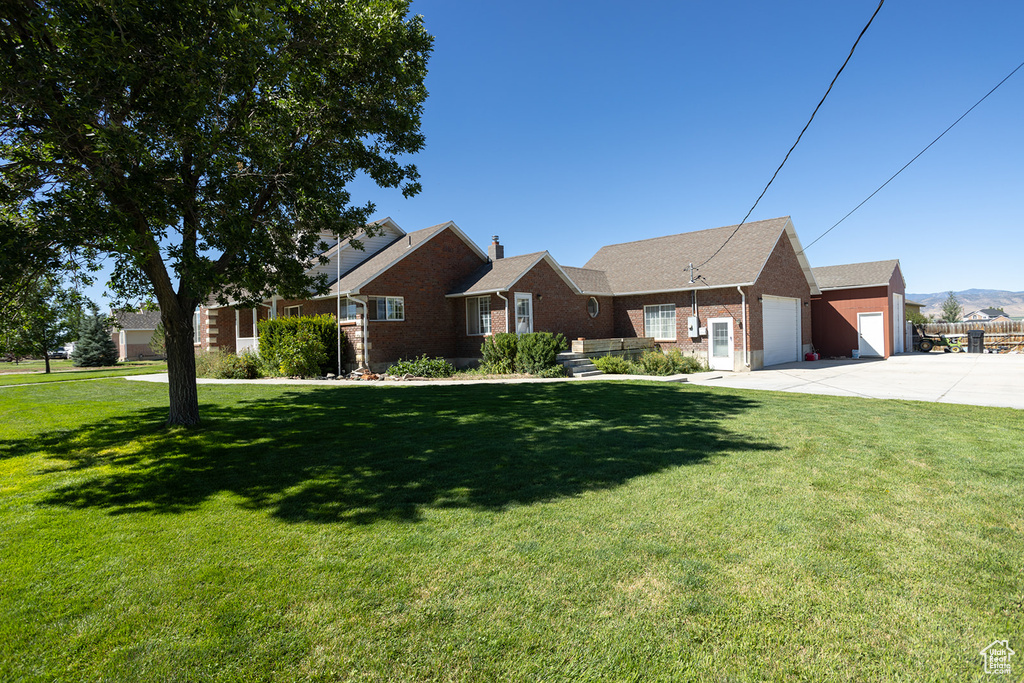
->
(694, 0, 885, 270)
(799, 58, 1024, 254)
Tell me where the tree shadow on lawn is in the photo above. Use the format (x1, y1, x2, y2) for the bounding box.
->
(21, 382, 775, 524)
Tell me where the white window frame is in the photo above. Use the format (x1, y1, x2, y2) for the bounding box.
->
(193, 309, 201, 344)
(368, 296, 405, 321)
(467, 296, 491, 336)
(514, 293, 533, 334)
(644, 304, 676, 341)
(339, 301, 359, 322)
(284, 305, 303, 318)
(587, 297, 600, 318)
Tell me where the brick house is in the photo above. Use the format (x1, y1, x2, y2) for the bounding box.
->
(196, 215, 821, 372)
(810, 260, 907, 358)
(110, 310, 163, 361)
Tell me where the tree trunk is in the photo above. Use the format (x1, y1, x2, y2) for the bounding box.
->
(44, 351, 51, 374)
(163, 308, 201, 427)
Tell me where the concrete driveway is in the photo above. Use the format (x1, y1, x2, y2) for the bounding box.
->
(686, 353, 1024, 409)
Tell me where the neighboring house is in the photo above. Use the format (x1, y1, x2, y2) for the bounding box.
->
(195, 216, 822, 372)
(110, 310, 163, 361)
(905, 299, 925, 320)
(810, 260, 907, 358)
(962, 308, 1012, 323)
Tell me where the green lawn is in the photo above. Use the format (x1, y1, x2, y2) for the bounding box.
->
(1, 379, 1021, 681)
(0, 360, 167, 386)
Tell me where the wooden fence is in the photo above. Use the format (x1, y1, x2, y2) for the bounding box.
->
(922, 321, 1024, 335)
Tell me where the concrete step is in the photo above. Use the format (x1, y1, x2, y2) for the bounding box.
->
(573, 369, 604, 378)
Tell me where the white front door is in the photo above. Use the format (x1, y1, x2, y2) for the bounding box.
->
(858, 312, 885, 357)
(515, 293, 533, 334)
(708, 317, 734, 371)
(892, 293, 904, 353)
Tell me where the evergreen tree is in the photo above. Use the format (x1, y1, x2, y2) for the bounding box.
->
(149, 323, 166, 358)
(940, 291, 963, 323)
(71, 310, 118, 367)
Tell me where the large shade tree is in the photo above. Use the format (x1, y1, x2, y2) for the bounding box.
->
(1, 0, 432, 424)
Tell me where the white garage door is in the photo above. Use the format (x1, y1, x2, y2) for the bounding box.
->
(762, 296, 801, 366)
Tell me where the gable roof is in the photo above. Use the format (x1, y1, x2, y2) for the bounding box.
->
(110, 311, 161, 330)
(448, 251, 582, 297)
(562, 266, 613, 295)
(582, 217, 817, 295)
(324, 221, 487, 297)
(812, 259, 902, 291)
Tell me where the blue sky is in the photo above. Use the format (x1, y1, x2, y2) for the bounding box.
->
(87, 1, 1024, 307)
(350, 0, 1023, 295)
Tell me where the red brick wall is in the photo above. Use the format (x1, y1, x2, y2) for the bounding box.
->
(747, 233, 814, 356)
(455, 293, 507, 358)
(811, 264, 904, 359)
(612, 289, 745, 358)
(508, 259, 614, 340)
(358, 227, 486, 364)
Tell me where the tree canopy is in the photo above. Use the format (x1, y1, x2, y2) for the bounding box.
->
(1, 0, 433, 424)
(940, 291, 963, 323)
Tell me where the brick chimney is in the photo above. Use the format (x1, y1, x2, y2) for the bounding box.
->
(488, 235, 504, 261)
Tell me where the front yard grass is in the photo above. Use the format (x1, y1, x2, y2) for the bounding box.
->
(1, 379, 1021, 681)
(0, 360, 167, 386)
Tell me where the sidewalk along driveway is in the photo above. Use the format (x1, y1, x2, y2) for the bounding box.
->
(686, 353, 1024, 409)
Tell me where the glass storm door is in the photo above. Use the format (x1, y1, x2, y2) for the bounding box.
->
(515, 293, 533, 334)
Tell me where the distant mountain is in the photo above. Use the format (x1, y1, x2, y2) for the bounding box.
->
(906, 290, 1024, 318)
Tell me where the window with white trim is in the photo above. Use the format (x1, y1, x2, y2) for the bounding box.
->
(193, 309, 201, 344)
(467, 296, 491, 336)
(284, 305, 303, 318)
(644, 304, 676, 340)
(368, 296, 404, 321)
(339, 301, 360, 322)
(587, 297, 600, 318)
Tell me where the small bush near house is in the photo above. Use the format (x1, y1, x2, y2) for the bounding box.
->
(257, 314, 340, 377)
(195, 349, 262, 379)
(515, 332, 568, 375)
(276, 328, 328, 377)
(635, 348, 708, 376)
(480, 333, 518, 374)
(386, 355, 456, 378)
(591, 355, 635, 374)
(531, 364, 567, 378)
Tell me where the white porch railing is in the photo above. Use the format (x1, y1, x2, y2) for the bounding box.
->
(237, 336, 258, 354)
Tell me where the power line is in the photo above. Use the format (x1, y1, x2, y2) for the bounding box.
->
(799, 58, 1024, 254)
(695, 0, 885, 270)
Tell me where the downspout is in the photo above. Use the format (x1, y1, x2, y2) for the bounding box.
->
(345, 294, 368, 370)
(737, 285, 749, 368)
(496, 291, 510, 334)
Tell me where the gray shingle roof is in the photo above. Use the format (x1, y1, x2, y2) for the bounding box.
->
(111, 311, 162, 330)
(582, 217, 804, 293)
(812, 260, 900, 290)
(562, 266, 613, 295)
(447, 252, 548, 295)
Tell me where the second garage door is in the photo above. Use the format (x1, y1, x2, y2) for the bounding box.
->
(762, 295, 801, 366)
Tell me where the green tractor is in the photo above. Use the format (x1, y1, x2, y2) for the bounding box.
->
(914, 326, 964, 353)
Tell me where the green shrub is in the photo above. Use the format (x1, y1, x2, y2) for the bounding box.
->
(636, 349, 675, 375)
(532, 364, 567, 378)
(257, 314, 341, 377)
(195, 349, 263, 379)
(480, 333, 518, 374)
(665, 348, 707, 374)
(591, 355, 635, 374)
(515, 332, 567, 374)
(386, 355, 456, 378)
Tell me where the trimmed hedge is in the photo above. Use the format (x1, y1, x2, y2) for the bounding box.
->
(257, 314, 341, 377)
